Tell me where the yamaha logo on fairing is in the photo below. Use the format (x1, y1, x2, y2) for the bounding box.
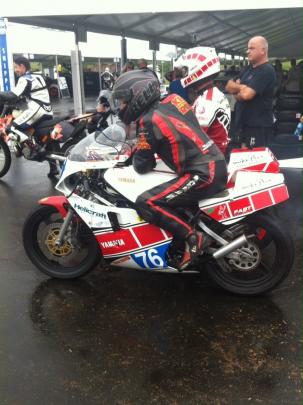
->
(74, 203, 107, 219)
(100, 239, 126, 248)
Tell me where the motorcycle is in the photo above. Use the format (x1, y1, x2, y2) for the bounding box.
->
(23, 124, 294, 295)
(0, 102, 94, 178)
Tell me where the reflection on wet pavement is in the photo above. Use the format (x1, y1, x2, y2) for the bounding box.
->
(27, 268, 300, 405)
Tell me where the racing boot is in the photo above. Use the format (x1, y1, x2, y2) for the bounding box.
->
(178, 231, 208, 270)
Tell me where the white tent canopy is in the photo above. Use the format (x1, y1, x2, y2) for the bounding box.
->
(3, 0, 302, 15)
(4, 2, 303, 58)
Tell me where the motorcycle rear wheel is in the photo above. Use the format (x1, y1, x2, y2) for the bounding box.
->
(206, 213, 294, 296)
(0, 137, 11, 177)
(23, 205, 101, 279)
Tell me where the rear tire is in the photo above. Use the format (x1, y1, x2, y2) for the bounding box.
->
(206, 213, 294, 296)
(0, 137, 11, 177)
(23, 205, 101, 279)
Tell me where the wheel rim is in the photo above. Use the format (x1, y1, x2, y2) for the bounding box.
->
(44, 226, 73, 257)
(211, 223, 286, 291)
(33, 211, 93, 271)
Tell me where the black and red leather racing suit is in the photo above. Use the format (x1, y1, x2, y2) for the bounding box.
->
(133, 94, 227, 241)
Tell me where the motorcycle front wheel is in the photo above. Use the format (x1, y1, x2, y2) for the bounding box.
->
(23, 205, 101, 279)
(206, 212, 294, 296)
(0, 137, 11, 177)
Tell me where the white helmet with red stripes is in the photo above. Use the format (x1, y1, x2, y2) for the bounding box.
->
(175, 47, 220, 88)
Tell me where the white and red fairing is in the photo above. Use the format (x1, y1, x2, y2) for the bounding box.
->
(51, 146, 288, 266)
(100, 148, 288, 259)
(104, 147, 288, 224)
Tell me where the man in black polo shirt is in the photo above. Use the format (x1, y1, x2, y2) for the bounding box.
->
(226, 36, 276, 148)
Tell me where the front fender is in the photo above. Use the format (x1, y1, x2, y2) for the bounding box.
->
(38, 196, 68, 218)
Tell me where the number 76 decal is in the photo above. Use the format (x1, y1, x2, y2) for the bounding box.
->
(132, 244, 170, 269)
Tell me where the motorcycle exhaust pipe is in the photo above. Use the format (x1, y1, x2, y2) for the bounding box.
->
(213, 235, 248, 260)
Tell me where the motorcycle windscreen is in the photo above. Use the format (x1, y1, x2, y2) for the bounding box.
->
(68, 125, 132, 162)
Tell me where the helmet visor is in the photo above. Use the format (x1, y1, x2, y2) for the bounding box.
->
(109, 88, 132, 113)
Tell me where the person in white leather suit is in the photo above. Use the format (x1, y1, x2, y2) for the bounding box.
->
(175, 47, 231, 154)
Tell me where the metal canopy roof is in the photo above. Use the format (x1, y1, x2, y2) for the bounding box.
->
(8, 8, 303, 58)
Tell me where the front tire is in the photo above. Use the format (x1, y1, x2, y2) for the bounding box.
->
(23, 205, 101, 279)
(0, 137, 11, 177)
(206, 213, 294, 296)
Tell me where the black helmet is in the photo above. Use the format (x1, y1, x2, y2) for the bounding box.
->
(111, 69, 160, 124)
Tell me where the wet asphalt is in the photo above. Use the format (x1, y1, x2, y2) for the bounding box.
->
(0, 101, 302, 404)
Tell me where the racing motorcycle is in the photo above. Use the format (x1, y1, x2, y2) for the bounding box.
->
(0, 102, 94, 178)
(23, 124, 294, 295)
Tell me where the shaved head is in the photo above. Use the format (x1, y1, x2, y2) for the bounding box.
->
(250, 36, 268, 52)
(247, 36, 269, 67)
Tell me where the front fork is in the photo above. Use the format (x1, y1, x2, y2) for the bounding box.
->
(39, 196, 72, 247)
(55, 208, 74, 247)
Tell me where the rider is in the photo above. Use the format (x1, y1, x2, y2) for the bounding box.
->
(175, 47, 231, 155)
(100, 67, 115, 91)
(86, 91, 112, 133)
(0, 56, 58, 176)
(111, 70, 227, 270)
(0, 56, 53, 131)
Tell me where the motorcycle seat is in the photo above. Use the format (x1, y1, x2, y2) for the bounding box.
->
(34, 116, 69, 130)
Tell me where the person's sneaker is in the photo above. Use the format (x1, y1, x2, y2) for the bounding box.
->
(178, 232, 207, 270)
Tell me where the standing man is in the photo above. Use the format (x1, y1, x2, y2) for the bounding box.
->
(137, 58, 159, 81)
(225, 36, 276, 148)
(100, 67, 115, 90)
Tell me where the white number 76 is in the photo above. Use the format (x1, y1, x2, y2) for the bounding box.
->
(134, 248, 164, 268)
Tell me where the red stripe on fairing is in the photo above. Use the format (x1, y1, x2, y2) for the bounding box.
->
(152, 112, 182, 174)
(206, 87, 213, 101)
(271, 184, 289, 203)
(96, 229, 139, 255)
(229, 197, 252, 216)
(231, 147, 267, 153)
(133, 223, 171, 245)
(201, 184, 289, 222)
(147, 174, 193, 234)
(251, 190, 273, 210)
(166, 115, 207, 151)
